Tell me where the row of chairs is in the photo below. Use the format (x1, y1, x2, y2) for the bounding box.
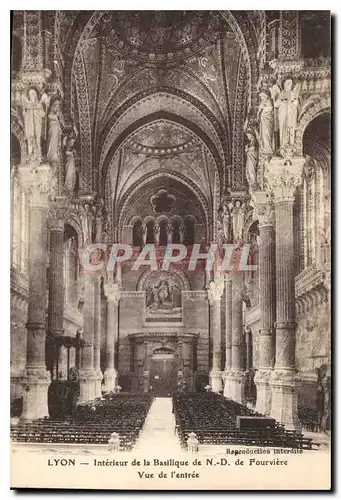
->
(11, 392, 154, 450)
(173, 392, 314, 450)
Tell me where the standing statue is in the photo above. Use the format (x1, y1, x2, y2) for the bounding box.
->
(21, 88, 46, 158)
(257, 88, 274, 156)
(231, 201, 245, 241)
(46, 98, 62, 163)
(244, 124, 259, 192)
(80, 203, 94, 245)
(63, 127, 78, 195)
(272, 78, 301, 150)
(222, 203, 231, 241)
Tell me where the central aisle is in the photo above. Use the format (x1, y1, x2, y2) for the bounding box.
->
(135, 397, 183, 454)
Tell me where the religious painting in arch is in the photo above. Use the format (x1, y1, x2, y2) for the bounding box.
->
(142, 270, 184, 322)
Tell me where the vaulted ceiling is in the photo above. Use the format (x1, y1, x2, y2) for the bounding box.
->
(53, 11, 261, 238)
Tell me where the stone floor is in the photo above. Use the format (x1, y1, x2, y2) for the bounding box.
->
(134, 397, 183, 454)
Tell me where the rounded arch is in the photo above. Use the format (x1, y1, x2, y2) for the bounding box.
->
(117, 170, 210, 241)
(65, 214, 83, 248)
(99, 102, 225, 191)
(296, 97, 331, 154)
(155, 215, 171, 226)
(142, 215, 156, 226)
(137, 266, 191, 292)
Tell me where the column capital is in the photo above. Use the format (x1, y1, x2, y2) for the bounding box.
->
(48, 196, 70, 231)
(251, 191, 275, 228)
(17, 163, 56, 208)
(207, 278, 224, 303)
(104, 281, 121, 303)
(264, 156, 305, 203)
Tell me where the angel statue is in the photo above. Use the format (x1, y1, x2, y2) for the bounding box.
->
(222, 203, 231, 241)
(257, 88, 274, 156)
(244, 120, 259, 192)
(46, 97, 63, 163)
(63, 125, 78, 195)
(231, 200, 245, 242)
(21, 88, 47, 158)
(272, 77, 301, 151)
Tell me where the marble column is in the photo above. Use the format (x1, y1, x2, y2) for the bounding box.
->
(208, 278, 224, 392)
(47, 199, 68, 379)
(252, 191, 276, 416)
(93, 276, 103, 397)
(103, 281, 120, 392)
(223, 277, 232, 398)
(18, 163, 55, 420)
(229, 272, 246, 403)
(265, 157, 305, 429)
(78, 273, 97, 402)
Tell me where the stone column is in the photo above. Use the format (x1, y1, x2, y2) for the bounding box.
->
(143, 341, 150, 393)
(229, 272, 246, 403)
(103, 281, 120, 392)
(78, 273, 97, 402)
(223, 276, 232, 398)
(208, 278, 224, 392)
(265, 157, 305, 429)
(252, 191, 276, 416)
(93, 276, 103, 397)
(167, 223, 173, 244)
(177, 338, 184, 383)
(93, 207, 103, 397)
(47, 198, 68, 379)
(18, 163, 55, 420)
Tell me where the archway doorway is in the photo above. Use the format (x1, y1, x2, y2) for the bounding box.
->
(149, 348, 177, 396)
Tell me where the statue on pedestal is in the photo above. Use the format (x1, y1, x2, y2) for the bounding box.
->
(21, 88, 46, 158)
(272, 77, 301, 152)
(257, 88, 274, 156)
(46, 97, 63, 163)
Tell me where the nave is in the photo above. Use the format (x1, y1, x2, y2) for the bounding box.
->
(11, 392, 321, 452)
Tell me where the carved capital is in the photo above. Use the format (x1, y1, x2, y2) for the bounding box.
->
(17, 163, 56, 208)
(48, 196, 70, 231)
(251, 191, 275, 227)
(207, 278, 224, 303)
(104, 281, 121, 304)
(264, 157, 305, 203)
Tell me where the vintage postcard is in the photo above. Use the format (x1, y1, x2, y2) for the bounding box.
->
(10, 10, 331, 490)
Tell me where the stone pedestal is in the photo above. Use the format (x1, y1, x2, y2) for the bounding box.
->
(228, 273, 246, 403)
(223, 277, 232, 398)
(18, 163, 56, 419)
(251, 191, 276, 415)
(265, 157, 305, 429)
(228, 370, 247, 403)
(208, 279, 224, 393)
(103, 281, 120, 392)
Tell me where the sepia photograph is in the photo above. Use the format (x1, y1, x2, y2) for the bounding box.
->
(9, 9, 331, 490)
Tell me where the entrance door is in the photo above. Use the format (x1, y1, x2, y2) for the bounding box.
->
(150, 351, 177, 396)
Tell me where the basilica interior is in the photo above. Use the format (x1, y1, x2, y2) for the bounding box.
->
(10, 11, 331, 438)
